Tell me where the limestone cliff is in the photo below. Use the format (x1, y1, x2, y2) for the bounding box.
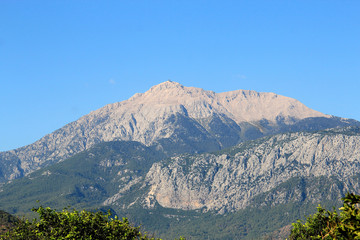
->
(144, 127, 360, 213)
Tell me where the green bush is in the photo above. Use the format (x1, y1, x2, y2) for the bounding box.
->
(289, 192, 360, 239)
(0, 206, 160, 240)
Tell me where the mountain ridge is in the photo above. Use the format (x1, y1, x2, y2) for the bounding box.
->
(126, 80, 328, 123)
(0, 81, 358, 182)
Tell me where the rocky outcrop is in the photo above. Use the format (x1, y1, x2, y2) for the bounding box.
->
(144, 127, 360, 213)
(0, 81, 357, 182)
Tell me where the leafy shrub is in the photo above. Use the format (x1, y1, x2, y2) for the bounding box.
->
(289, 192, 360, 239)
(0, 206, 159, 240)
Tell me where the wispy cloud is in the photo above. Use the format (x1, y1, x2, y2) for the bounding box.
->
(109, 79, 116, 85)
(235, 74, 247, 79)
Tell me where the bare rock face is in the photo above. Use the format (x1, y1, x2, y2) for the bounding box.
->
(144, 128, 360, 212)
(0, 81, 355, 182)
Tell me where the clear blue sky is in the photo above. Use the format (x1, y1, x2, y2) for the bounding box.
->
(1, 0, 359, 151)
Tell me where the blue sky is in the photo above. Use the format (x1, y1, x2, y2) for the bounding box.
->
(1, 0, 359, 151)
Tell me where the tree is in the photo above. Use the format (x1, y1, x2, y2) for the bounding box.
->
(0, 206, 162, 240)
(289, 192, 360, 239)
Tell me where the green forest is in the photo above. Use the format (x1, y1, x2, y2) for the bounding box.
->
(1, 193, 360, 239)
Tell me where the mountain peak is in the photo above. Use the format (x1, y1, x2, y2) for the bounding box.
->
(149, 80, 184, 92)
(128, 81, 187, 101)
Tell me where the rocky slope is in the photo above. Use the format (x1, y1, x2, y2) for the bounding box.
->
(143, 127, 360, 213)
(0, 81, 357, 182)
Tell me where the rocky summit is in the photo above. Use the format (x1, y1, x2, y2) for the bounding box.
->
(0, 81, 357, 182)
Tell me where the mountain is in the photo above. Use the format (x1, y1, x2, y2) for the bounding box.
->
(1, 81, 360, 238)
(1, 127, 360, 239)
(0, 81, 358, 182)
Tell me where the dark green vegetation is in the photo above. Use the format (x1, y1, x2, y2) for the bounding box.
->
(121, 200, 315, 240)
(0, 141, 165, 215)
(0, 211, 17, 234)
(0, 206, 162, 240)
(289, 192, 360, 239)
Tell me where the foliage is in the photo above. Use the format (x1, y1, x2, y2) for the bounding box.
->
(289, 192, 360, 239)
(0, 211, 18, 234)
(289, 205, 341, 239)
(0, 206, 164, 240)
